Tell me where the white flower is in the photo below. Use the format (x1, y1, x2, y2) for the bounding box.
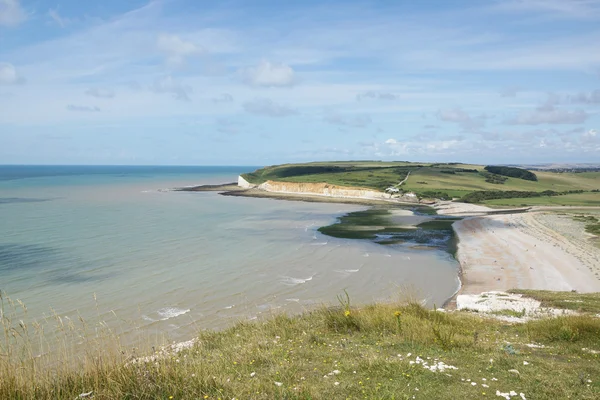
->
(482, 384, 489, 388)
(471, 382, 477, 386)
(332, 370, 340, 375)
(523, 361, 529, 365)
(520, 394, 527, 400)
(334, 382, 340, 386)
(274, 381, 283, 387)
(510, 391, 517, 396)
(250, 372, 256, 378)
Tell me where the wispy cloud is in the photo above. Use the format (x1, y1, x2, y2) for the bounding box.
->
(356, 91, 398, 101)
(212, 93, 234, 103)
(157, 33, 204, 67)
(151, 75, 192, 101)
(0, 62, 23, 84)
(67, 104, 100, 112)
(48, 8, 70, 28)
(85, 88, 115, 99)
(0, 0, 27, 27)
(437, 107, 489, 131)
(569, 89, 600, 104)
(324, 111, 372, 128)
(239, 60, 297, 87)
(243, 98, 296, 117)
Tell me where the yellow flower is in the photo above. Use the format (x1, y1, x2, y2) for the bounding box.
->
(169, 397, 173, 399)
(344, 310, 351, 317)
(394, 311, 402, 317)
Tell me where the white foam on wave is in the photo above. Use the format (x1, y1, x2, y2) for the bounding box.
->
(280, 275, 314, 286)
(286, 298, 300, 302)
(157, 307, 190, 320)
(311, 241, 328, 246)
(224, 305, 234, 309)
(334, 268, 360, 275)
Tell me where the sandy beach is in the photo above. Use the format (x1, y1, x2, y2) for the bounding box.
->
(440, 202, 600, 295)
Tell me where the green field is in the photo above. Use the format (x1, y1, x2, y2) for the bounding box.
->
(484, 192, 600, 207)
(242, 162, 600, 206)
(3, 291, 600, 399)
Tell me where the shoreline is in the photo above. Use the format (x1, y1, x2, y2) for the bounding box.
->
(439, 202, 600, 307)
(179, 182, 600, 308)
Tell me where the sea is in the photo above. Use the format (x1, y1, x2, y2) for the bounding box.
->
(0, 165, 460, 347)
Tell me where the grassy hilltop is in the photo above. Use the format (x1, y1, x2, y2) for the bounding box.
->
(242, 161, 600, 206)
(2, 291, 600, 399)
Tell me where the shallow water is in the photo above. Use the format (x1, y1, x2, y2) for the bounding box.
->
(0, 166, 460, 346)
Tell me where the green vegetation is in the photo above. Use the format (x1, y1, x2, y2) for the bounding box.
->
(572, 215, 600, 236)
(241, 161, 599, 205)
(461, 190, 585, 204)
(316, 207, 459, 253)
(243, 163, 424, 192)
(2, 291, 600, 399)
(481, 171, 508, 185)
(508, 290, 600, 314)
(484, 193, 600, 207)
(484, 166, 538, 181)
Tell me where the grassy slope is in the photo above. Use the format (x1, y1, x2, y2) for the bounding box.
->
(484, 193, 600, 206)
(242, 162, 599, 205)
(3, 293, 600, 399)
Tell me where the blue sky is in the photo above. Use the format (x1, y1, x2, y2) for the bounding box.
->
(0, 0, 599, 165)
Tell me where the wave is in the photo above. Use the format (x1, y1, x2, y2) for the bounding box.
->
(311, 241, 328, 246)
(280, 275, 314, 286)
(156, 307, 190, 320)
(334, 269, 360, 274)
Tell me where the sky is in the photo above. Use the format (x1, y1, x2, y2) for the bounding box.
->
(0, 0, 599, 165)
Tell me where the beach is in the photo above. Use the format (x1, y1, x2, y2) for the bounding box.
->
(439, 201, 600, 295)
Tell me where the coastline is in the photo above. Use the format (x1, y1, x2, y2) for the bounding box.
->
(180, 180, 600, 308)
(439, 202, 600, 303)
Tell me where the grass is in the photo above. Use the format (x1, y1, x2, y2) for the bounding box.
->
(240, 162, 600, 205)
(483, 193, 600, 207)
(571, 215, 600, 236)
(508, 290, 600, 314)
(2, 291, 600, 399)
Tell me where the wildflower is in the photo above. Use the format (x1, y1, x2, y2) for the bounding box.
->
(274, 382, 283, 387)
(334, 382, 340, 386)
(394, 311, 402, 317)
(250, 372, 256, 377)
(344, 310, 351, 317)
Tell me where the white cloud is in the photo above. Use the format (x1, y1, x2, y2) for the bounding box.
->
(151, 75, 192, 101)
(243, 98, 296, 117)
(85, 88, 115, 99)
(157, 34, 204, 67)
(357, 91, 398, 101)
(324, 111, 372, 128)
(67, 104, 100, 112)
(0, 62, 24, 84)
(0, 0, 26, 27)
(582, 128, 598, 143)
(240, 60, 297, 87)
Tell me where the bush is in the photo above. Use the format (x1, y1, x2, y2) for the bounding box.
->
(484, 166, 538, 181)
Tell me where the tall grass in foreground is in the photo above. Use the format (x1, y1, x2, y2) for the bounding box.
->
(1, 290, 600, 399)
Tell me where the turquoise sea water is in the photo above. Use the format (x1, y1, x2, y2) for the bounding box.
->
(0, 166, 460, 346)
